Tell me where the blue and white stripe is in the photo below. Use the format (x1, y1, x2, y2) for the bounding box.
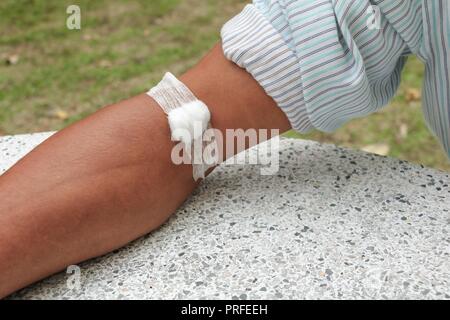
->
(221, 0, 450, 159)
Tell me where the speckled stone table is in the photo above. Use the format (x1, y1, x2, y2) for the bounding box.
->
(1, 132, 449, 300)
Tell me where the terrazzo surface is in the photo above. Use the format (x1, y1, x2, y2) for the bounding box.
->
(1, 132, 449, 300)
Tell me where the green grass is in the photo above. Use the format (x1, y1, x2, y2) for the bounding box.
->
(1, 0, 449, 171)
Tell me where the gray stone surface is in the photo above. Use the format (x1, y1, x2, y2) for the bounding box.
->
(1, 132, 449, 300)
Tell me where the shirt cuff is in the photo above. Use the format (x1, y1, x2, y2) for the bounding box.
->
(220, 4, 313, 133)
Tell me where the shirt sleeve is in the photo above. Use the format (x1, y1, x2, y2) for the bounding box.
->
(221, 0, 450, 161)
(419, 0, 450, 159)
(220, 4, 314, 133)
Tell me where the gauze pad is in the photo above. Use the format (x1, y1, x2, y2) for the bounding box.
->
(167, 100, 210, 144)
(147, 72, 217, 181)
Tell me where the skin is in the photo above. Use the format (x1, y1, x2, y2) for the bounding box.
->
(0, 43, 291, 298)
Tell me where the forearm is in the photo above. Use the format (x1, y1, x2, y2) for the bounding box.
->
(0, 44, 290, 297)
(0, 94, 191, 297)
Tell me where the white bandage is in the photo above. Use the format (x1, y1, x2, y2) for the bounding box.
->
(147, 72, 217, 181)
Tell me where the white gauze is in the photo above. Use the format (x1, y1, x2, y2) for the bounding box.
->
(147, 72, 217, 181)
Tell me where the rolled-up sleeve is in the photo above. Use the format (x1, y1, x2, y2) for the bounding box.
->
(221, 0, 450, 160)
(221, 4, 313, 132)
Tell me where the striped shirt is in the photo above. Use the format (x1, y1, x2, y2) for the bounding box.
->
(221, 0, 450, 159)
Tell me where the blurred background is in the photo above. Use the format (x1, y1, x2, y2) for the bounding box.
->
(1, 0, 449, 171)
